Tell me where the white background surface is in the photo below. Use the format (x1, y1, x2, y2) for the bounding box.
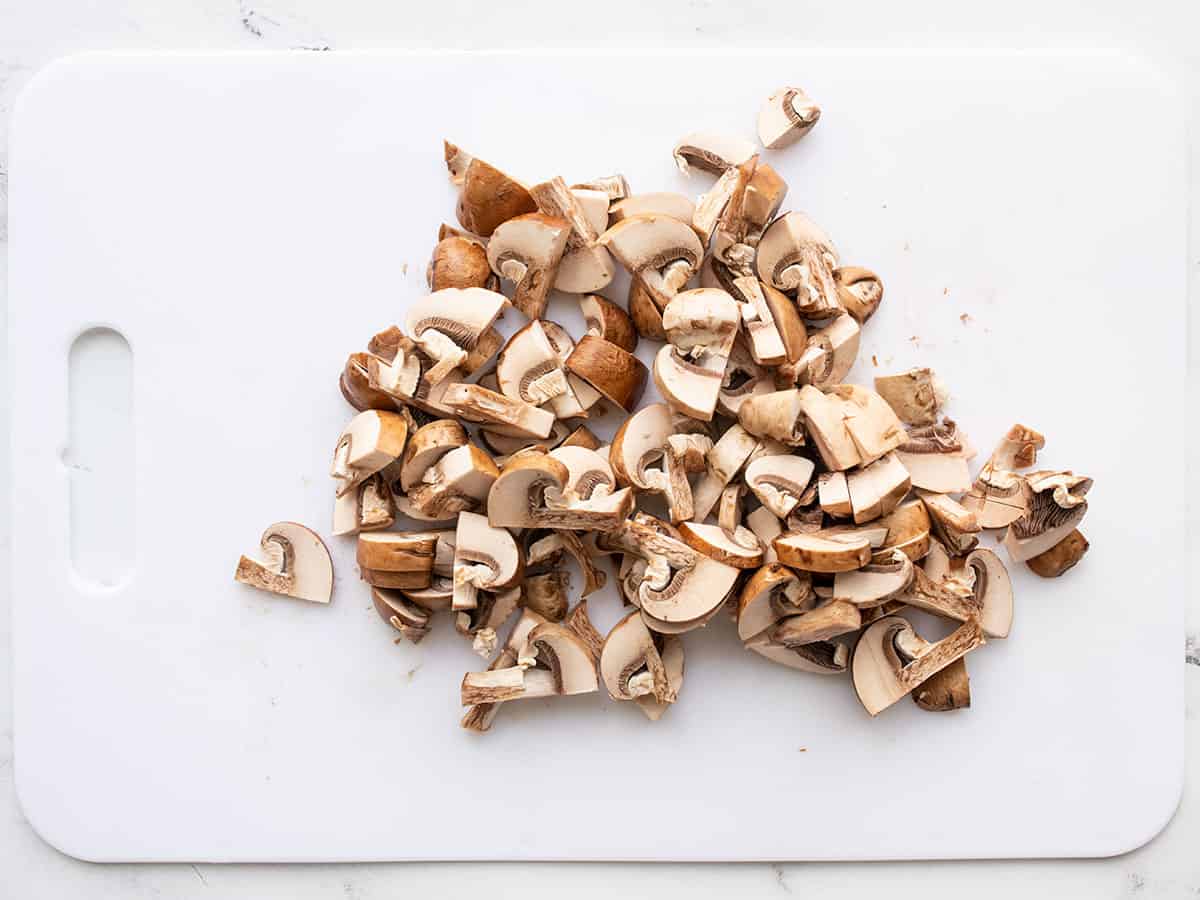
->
(1, 0, 1199, 896)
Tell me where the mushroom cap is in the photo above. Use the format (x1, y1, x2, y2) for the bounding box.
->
(523, 623, 599, 695)
(495, 321, 570, 407)
(598, 214, 704, 306)
(744, 454, 816, 518)
(653, 346, 724, 421)
(486, 213, 571, 272)
(662, 288, 741, 357)
(678, 521, 764, 569)
(745, 632, 849, 674)
(635, 636, 684, 721)
(456, 156, 537, 236)
(454, 511, 522, 590)
(486, 452, 570, 529)
(1026, 529, 1089, 578)
(429, 236, 493, 291)
(757, 86, 821, 150)
(404, 287, 508, 348)
(566, 335, 648, 412)
(851, 616, 915, 715)
(399, 419, 468, 491)
(802, 314, 861, 389)
(610, 192, 697, 225)
(965, 547, 1014, 638)
(579, 293, 638, 353)
(773, 531, 873, 573)
(548, 445, 617, 499)
(331, 410, 410, 496)
(234, 521, 333, 604)
(832, 548, 914, 607)
(672, 132, 757, 176)
(609, 402, 675, 490)
(833, 266, 885, 323)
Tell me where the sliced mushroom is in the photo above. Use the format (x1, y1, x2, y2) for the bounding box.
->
(744, 455, 815, 518)
(404, 287, 508, 386)
(610, 192, 697, 226)
(566, 335, 648, 413)
(916, 544, 1014, 639)
(451, 511, 522, 611)
(845, 452, 911, 524)
(598, 214, 704, 309)
(488, 451, 633, 532)
(579, 293, 638, 352)
(912, 657, 971, 711)
(852, 616, 986, 716)
(403, 576, 454, 612)
(736, 563, 814, 640)
(518, 622, 599, 696)
(745, 507, 784, 564)
(895, 419, 975, 494)
(771, 599, 861, 646)
(873, 368, 949, 427)
(460, 611, 546, 731)
(738, 387, 806, 446)
(455, 155, 537, 237)
(529, 177, 615, 294)
(781, 313, 861, 389)
(440, 383, 555, 439)
(407, 443, 500, 519)
(398, 419, 468, 491)
(960, 424, 1044, 527)
(372, 586, 433, 644)
(357, 531, 438, 590)
(693, 159, 754, 249)
(571, 174, 630, 201)
(330, 409, 410, 497)
(495, 320, 582, 417)
(520, 571, 569, 622)
(757, 87, 821, 149)
(341, 352, 398, 412)
(774, 530, 873, 573)
(654, 345, 726, 422)
(1026, 529, 1089, 578)
(672, 132, 756, 176)
(455, 584, 522, 657)
(428, 236, 494, 291)
(755, 212, 841, 317)
(745, 632, 849, 674)
(234, 522, 333, 604)
(690, 424, 759, 521)
(486, 213, 571, 320)
(600, 609, 677, 704)
(332, 472, 394, 536)
(832, 548, 914, 607)
(478, 420, 571, 458)
(678, 521, 764, 569)
(628, 277, 668, 340)
(917, 490, 981, 555)
(1002, 470, 1091, 562)
(875, 498, 933, 562)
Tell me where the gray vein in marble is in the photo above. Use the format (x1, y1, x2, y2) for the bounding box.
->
(239, 1, 331, 50)
(1186, 634, 1199, 667)
(770, 863, 792, 894)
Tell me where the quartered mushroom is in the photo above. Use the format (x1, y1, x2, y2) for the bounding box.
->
(672, 132, 757, 176)
(529, 176, 615, 294)
(918, 542, 1014, 638)
(330, 409, 410, 497)
(833, 266, 884, 323)
(451, 511, 522, 611)
(406, 442, 500, 519)
(730, 276, 806, 367)
(874, 368, 949, 426)
(693, 156, 756, 250)
(1002, 470, 1091, 562)
(744, 454, 815, 518)
(495, 320, 583, 418)
(486, 212, 571, 320)
(601, 609, 682, 713)
(332, 472, 394, 536)
(960, 423, 1044, 528)
(757, 86, 821, 149)
(844, 452, 912, 524)
(453, 152, 537, 236)
(357, 531, 438, 590)
(372, 586, 433, 644)
(852, 616, 986, 716)
(566, 334, 648, 413)
(745, 632, 850, 674)
(662, 288, 741, 358)
(403, 287, 508, 386)
(874, 498, 933, 562)
(797, 384, 904, 472)
(755, 212, 841, 317)
(736, 563, 815, 640)
(654, 345, 726, 421)
(234, 522, 333, 604)
(628, 276, 669, 341)
(579, 293, 638, 353)
(598, 214, 704, 310)
(428, 235, 495, 292)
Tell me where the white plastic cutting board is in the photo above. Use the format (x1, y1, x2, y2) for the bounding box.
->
(8, 50, 1185, 862)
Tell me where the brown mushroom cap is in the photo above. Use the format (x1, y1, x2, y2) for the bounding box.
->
(580, 293, 638, 352)
(678, 521, 764, 569)
(456, 156, 537, 237)
(773, 531, 873, 573)
(341, 352, 398, 412)
(429, 236, 493, 291)
(566, 335, 648, 412)
(399, 419, 469, 492)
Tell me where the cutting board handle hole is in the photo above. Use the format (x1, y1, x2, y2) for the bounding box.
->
(65, 327, 135, 590)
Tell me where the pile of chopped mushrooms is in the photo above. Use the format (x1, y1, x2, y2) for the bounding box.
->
(235, 86, 1094, 728)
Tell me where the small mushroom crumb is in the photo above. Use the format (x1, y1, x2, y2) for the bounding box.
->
(239, 84, 1095, 734)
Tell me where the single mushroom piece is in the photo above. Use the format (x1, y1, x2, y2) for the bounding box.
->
(755, 212, 841, 317)
(773, 530, 873, 573)
(693, 158, 755, 250)
(234, 522, 333, 604)
(845, 453, 912, 524)
(495, 320, 583, 418)
(1026, 529, 1089, 577)
(832, 266, 884, 323)
(818, 471, 852, 518)
(357, 531, 438, 590)
(716, 338, 776, 418)
(736, 563, 815, 640)
(330, 409, 410, 497)
(451, 511, 522, 611)
(600, 609, 679, 706)
(442, 140, 474, 185)
(371, 586, 432, 644)
(455, 154, 537, 237)
(771, 599, 862, 646)
(610, 192, 697, 226)
(874, 368, 949, 427)
(428, 236, 494, 291)
(529, 177, 615, 294)
(403, 287, 508, 386)
(781, 314, 860, 390)
(895, 419, 976, 494)
(609, 402, 697, 520)
(663, 288, 741, 358)
(1002, 470, 1091, 562)
(678, 521, 764, 569)
(912, 657, 971, 711)
(440, 383, 556, 439)
(654, 345, 726, 422)
(851, 616, 986, 716)
(406, 443, 500, 519)
(579, 293, 638, 352)
(572, 174, 630, 201)
(690, 424, 759, 521)
(628, 277, 668, 341)
(566, 334, 648, 413)
(741, 162, 789, 246)
(517, 622, 600, 696)
(917, 543, 1014, 638)
(488, 450, 633, 532)
(486, 212, 571, 320)
(917, 490, 981, 555)
(340, 352, 398, 412)
(398, 419, 468, 491)
(730, 276, 802, 367)
(744, 454, 815, 518)
(960, 423, 1044, 527)
(598, 214, 704, 310)
(738, 388, 806, 446)
(520, 571, 570, 622)
(332, 472, 394, 536)
(795, 386, 860, 471)
(477, 420, 571, 459)
(837, 385, 907, 465)
(745, 632, 850, 674)
(832, 548, 914, 607)
(875, 498, 933, 562)
(757, 86, 821, 149)
(672, 132, 757, 176)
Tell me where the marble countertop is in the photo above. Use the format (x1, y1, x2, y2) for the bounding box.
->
(1, 1, 1197, 896)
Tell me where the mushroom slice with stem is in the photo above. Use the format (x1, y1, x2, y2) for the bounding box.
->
(600, 609, 677, 704)
(547, 445, 620, 502)
(654, 346, 726, 422)
(357, 532, 438, 590)
(1026, 529, 1089, 578)
(690, 424, 759, 521)
(404, 287, 508, 386)
(874, 368, 949, 427)
(846, 453, 912, 524)
(744, 455, 815, 519)
(678, 521, 764, 569)
(428, 235, 493, 291)
(406, 443, 500, 519)
(959, 423, 1044, 527)
(755, 212, 841, 317)
(610, 192, 697, 225)
(399, 419, 469, 492)
(530, 177, 615, 294)
(486, 213, 571, 320)
(517, 623, 599, 696)
(774, 530, 873, 573)
(488, 451, 633, 532)
(739, 387, 806, 447)
(745, 632, 849, 674)
(757, 87, 821, 149)
(234, 522, 333, 604)
(852, 616, 986, 716)
(371, 586, 432, 644)
(731, 276, 792, 366)
(781, 314, 860, 390)
(440, 383, 555, 439)
(451, 511, 522, 611)
(912, 658, 971, 711)
(1002, 470, 1091, 562)
(736, 563, 815, 640)
(914, 543, 1013, 638)
(332, 472, 394, 536)
(572, 174, 630, 201)
(833, 266, 884, 323)
(566, 335, 648, 413)
(454, 153, 537, 237)
(579, 293, 638, 352)
(917, 490, 981, 555)
(459, 611, 546, 732)
(663, 288, 741, 358)
(330, 409, 410, 497)
(895, 419, 975, 494)
(495, 320, 582, 418)
(598, 214, 704, 310)
(832, 548, 914, 607)
(672, 132, 756, 176)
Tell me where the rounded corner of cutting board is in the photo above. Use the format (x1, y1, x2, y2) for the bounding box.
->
(13, 763, 109, 864)
(1089, 764, 1185, 859)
